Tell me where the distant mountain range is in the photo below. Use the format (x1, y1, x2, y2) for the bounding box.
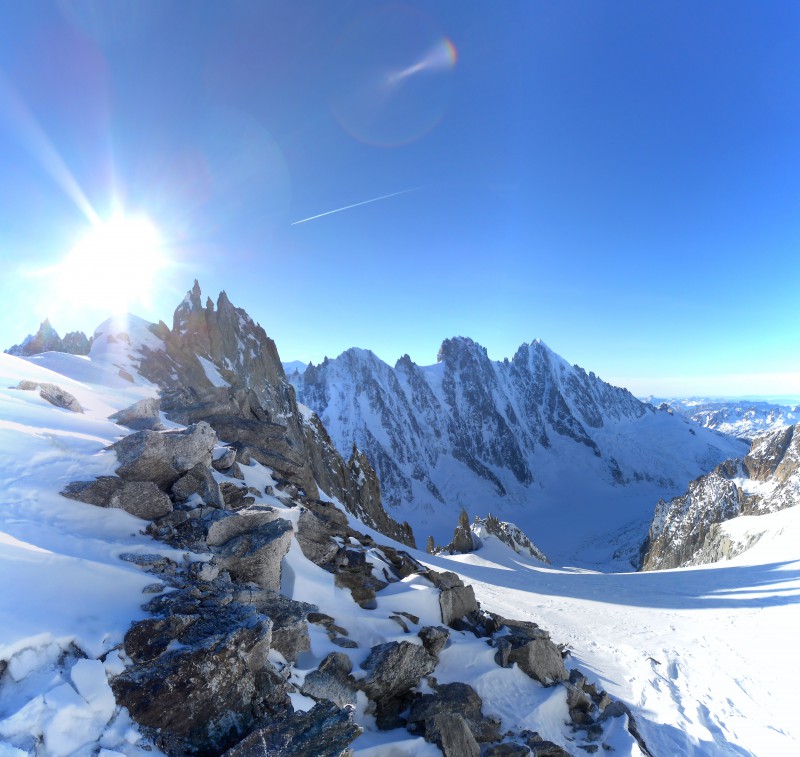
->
(287, 341, 746, 566)
(643, 396, 799, 441)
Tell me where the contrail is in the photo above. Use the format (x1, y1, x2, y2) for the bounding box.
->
(291, 187, 421, 225)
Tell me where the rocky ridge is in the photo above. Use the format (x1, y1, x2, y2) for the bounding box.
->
(5, 318, 91, 357)
(288, 339, 747, 558)
(640, 423, 800, 570)
(645, 397, 800, 441)
(95, 281, 414, 547)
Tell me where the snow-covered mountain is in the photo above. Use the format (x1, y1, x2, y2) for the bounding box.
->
(640, 423, 800, 570)
(2, 284, 799, 756)
(0, 285, 656, 757)
(643, 396, 800, 440)
(289, 339, 747, 566)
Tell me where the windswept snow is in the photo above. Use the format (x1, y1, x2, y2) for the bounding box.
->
(428, 527, 800, 757)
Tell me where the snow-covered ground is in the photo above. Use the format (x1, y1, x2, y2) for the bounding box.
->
(429, 515, 800, 756)
(1, 342, 797, 756)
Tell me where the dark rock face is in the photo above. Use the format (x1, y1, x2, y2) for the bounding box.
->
(640, 423, 800, 570)
(14, 380, 83, 413)
(132, 282, 414, 547)
(5, 319, 91, 356)
(223, 701, 361, 757)
(359, 641, 436, 705)
(112, 598, 286, 756)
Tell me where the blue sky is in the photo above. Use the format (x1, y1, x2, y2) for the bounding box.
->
(0, 1, 798, 398)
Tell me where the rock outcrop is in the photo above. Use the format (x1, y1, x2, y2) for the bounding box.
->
(473, 513, 551, 563)
(132, 281, 414, 547)
(640, 424, 800, 570)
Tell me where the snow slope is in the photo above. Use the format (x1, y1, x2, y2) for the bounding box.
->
(428, 509, 800, 756)
(0, 350, 176, 755)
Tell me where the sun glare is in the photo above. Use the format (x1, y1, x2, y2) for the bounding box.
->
(60, 215, 167, 315)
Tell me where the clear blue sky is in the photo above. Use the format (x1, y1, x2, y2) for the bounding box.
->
(1, 1, 798, 398)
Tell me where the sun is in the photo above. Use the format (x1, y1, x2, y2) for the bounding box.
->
(59, 214, 168, 315)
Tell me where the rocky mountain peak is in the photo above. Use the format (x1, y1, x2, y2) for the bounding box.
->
(5, 318, 91, 357)
(437, 336, 489, 367)
(131, 283, 415, 548)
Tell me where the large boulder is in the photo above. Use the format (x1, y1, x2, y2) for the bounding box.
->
(112, 602, 285, 755)
(213, 518, 293, 591)
(494, 620, 567, 685)
(359, 641, 435, 705)
(111, 422, 217, 490)
(408, 682, 500, 744)
(423, 570, 480, 627)
(301, 652, 358, 708)
(62, 477, 172, 520)
(223, 701, 361, 757)
(114, 480, 173, 519)
(15, 380, 83, 413)
(172, 463, 225, 508)
(425, 713, 480, 757)
(110, 398, 163, 430)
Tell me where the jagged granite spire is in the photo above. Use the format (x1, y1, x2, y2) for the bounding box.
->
(136, 282, 415, 547)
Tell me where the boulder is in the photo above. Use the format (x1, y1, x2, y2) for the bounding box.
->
(113, 604, 285, 755)
(418, 626, 450, 658)
(113, 480, 173, 519)
(301, 652, 357, 708)
(439, 584, 479, 627)
(111, 421, 217, 490)
(425, 713, 480, 757)
(218, 481, 257, 508)
(359, 641, 435, 705)
(62, 477, 172, 519)
(212, 447, 237, 472)
(407, 682, 500, 743)
(62, 476, 125, 507)
(172, 463, 225, 508)
(15, 380, 83, 413)
(213, 518, 293, 591)
(495, 629, 567, 685)
(110, 398, 163, 430)
(223, 701, 360, 757)
(205, 507, 281, 547)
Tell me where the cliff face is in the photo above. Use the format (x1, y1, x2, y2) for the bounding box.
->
(129, 281, 414, 547)
(640, 424, 800, 570)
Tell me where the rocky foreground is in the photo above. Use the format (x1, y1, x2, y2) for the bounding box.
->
(1, 283, 650, 755)
(63, 407, 648, 755)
